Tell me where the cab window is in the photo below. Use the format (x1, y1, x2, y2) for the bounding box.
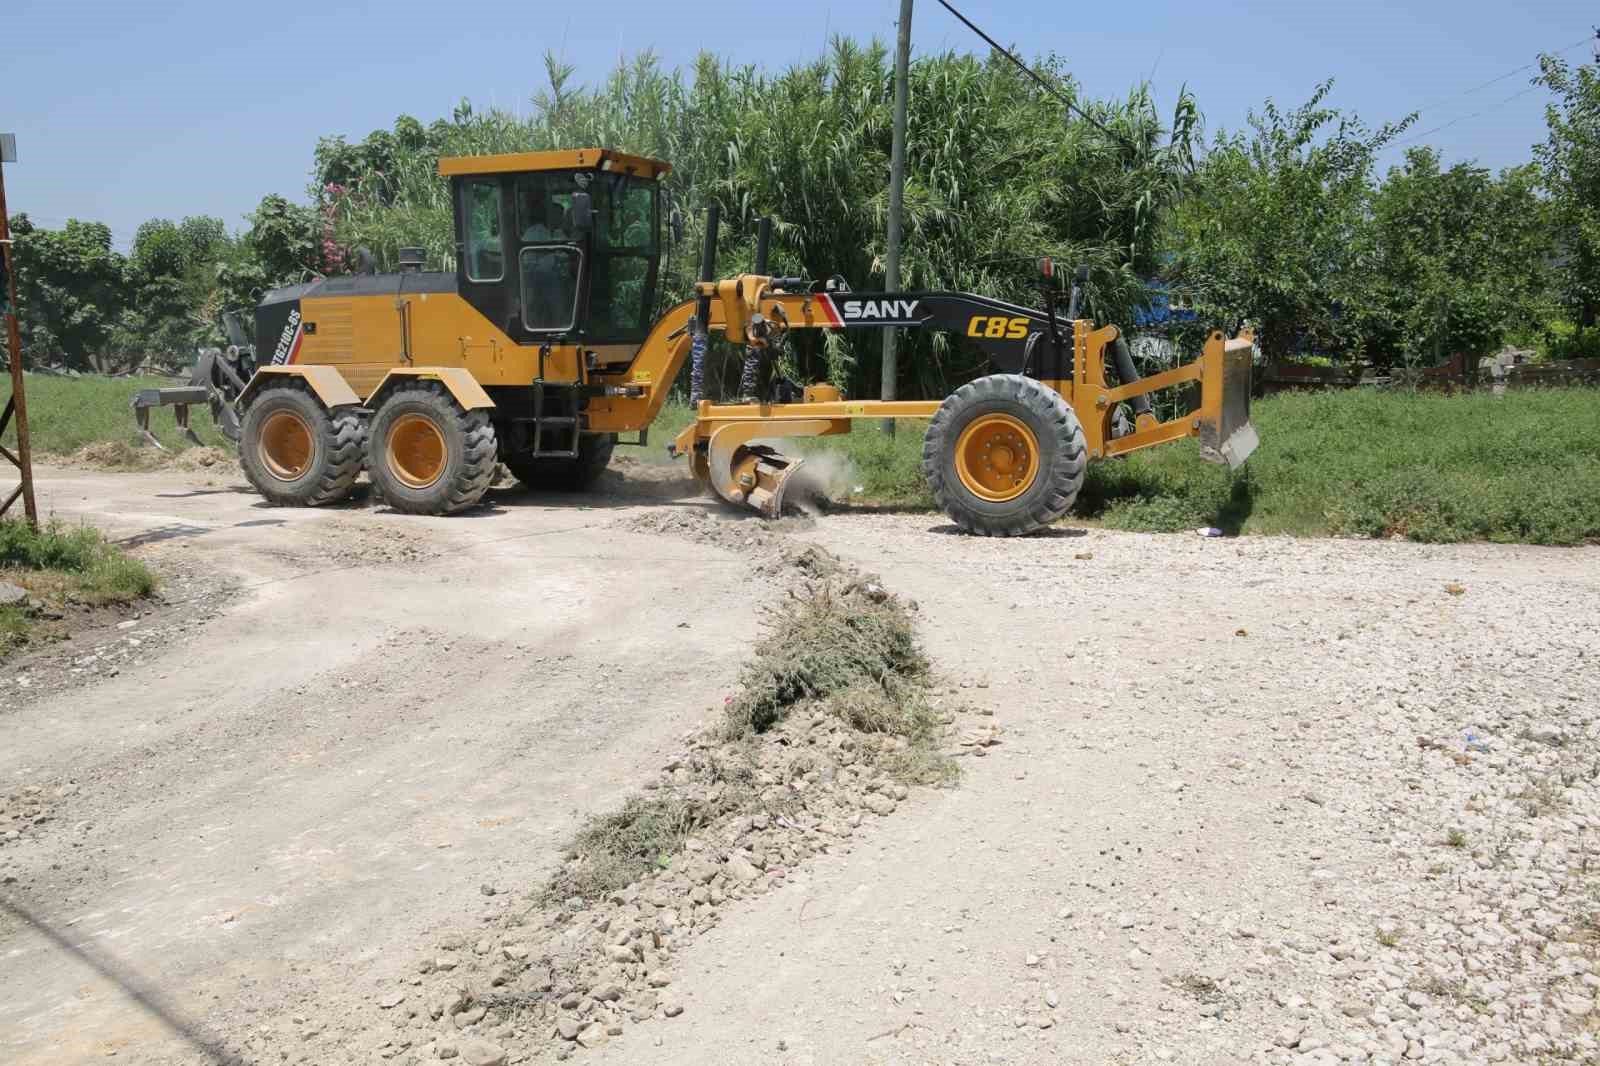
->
(516, 173, 580, 243)
(521, 247, 581, 332)
(464, 181, 503, 282)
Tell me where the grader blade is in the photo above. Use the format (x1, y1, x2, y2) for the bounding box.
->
(1196, 334, 1259, 469)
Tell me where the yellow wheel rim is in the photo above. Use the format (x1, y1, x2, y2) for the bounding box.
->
(386, 414, 448, 489)
(258, 410, 314, 482)
(954, 413, 1039, 502)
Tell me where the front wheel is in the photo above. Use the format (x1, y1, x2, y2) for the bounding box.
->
(922, 374, 1086, 536)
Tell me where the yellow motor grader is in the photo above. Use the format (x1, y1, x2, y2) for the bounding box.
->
(140, 148, 1256, 536)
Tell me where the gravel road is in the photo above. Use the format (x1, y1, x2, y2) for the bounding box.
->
(2, 461, 1596, 1066)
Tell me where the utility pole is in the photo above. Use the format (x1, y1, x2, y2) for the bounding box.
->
(0, 134, 38, 525)
(881, 0, 913, 433)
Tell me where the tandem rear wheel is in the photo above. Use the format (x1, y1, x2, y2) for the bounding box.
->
(922, 374, 1086, 537)
(366, 382, 498, 515)
(238, 382, 366, 507)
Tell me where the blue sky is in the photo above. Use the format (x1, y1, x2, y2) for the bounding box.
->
(7, 0, 1596, 248)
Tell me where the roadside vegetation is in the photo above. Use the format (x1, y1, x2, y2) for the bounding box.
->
(544, 565, 951, 903)
(0, 519, 156, 654)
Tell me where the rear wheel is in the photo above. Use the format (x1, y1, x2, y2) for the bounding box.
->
(367, 383, 496, 514)
(238, 383, 365, 506)
(506, 433, 615, 492)
(922, 374, 1086, 536)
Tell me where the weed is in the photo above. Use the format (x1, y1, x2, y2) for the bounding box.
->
(1446, 828, 1469, 848)
(723, 582, 927, 738)
(1376, 927, 1401, 948)
(0, 519, 156, 654)
(544, 795, 716, 904)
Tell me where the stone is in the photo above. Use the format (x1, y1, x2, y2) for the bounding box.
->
(378, 990, 406, 1009)
(647, 971, 672, 988)
(604, 944, 635, 963)
(453, 1004, 487, 1029)
(556, 1016, 581, 1041)
(457, 1038, 507, 1066)
(861, 793, 896, 816)
(590, 982, 624, 1002)
(576, 1024, 607, 1048)
(662, 999, 684, 1018)
(0, 583, 28, 607)
(725, 855, 760, 883)
(436, 1043, 459, 1060)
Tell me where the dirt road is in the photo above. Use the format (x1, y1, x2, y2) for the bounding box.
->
(3, 461, 1597, 1065)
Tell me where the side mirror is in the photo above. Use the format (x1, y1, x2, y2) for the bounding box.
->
(570, 191, 593, 233)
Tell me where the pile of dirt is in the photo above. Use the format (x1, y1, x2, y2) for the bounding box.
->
(362, 560, 975, 1060)
(624, 508, 814, 557)
(54, 441, 233, 473)
(173, 446, 231, 471)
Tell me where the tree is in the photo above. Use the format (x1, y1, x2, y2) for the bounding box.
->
(1535, 53, 1600, 338)
(1169, 81, 1410, 362)
(1362, 150, 1549, 370)
(7, 214, 127, 371)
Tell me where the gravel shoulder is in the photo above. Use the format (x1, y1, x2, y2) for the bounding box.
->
(581, 516, 1600, 1066)
(3, 462, 1597, 1066)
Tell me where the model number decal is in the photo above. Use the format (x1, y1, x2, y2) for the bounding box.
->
(966, 315, 1028, 340)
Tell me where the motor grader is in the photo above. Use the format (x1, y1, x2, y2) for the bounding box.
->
(142, 148, 1257, 536)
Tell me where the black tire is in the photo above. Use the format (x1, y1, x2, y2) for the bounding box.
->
(505, 433, 615, 492)
(238, 382, 365, 507)
(922, 374, 1086, 536)
(366, 382, 497, 515)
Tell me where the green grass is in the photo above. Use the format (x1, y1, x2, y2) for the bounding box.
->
(1079, 388, 1600, 545)
(0, 518, 157, 655)
(662, 388, 1600, 546)
(20, 372, 230, 456)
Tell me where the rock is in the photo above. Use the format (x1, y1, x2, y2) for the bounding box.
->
(457, 1038, 507, 1066)
(479, 883, 498, 896)
(576, 1024, 607, 1048)
(590, 982, 624, 1002)
(0, 583, 27, 607)
(1044, 987, 1059, 1009)
(1274, 1025, 1302, 1048)
(378, 990, 406, 1009)
(861, 793, 896, 816)
(436, 1042, 458, 1060)
(604, 944, 635, 963)
(662, 999, 684, 1018)
(435, 953, 459, 972)
(453, 1004, 487, 1028)
(647, 971, 672, 988)
(1525, 726, 1567, 748)
(556, 1017, 581, 1041)
(725, 854, 760, 883)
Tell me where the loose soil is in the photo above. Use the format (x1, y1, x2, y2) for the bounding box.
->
(2, 459, 1597, 1066)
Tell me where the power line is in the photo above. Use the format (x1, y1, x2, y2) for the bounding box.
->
(1379, 33, 1592, 153)
(1409, 36, 1590, 118)
(931, 0, 1124, 144)
(1388, 84, 1544, 150)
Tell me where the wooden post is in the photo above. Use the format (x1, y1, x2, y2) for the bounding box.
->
(0, 140, 39, 525)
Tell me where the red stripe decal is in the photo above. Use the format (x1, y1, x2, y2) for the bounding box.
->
(814, 293, 844, 327)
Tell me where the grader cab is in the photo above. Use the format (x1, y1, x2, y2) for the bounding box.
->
(142, 148, 1257, 536)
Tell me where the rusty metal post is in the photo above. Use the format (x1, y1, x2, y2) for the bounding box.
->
(0, 144, 39, 525)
